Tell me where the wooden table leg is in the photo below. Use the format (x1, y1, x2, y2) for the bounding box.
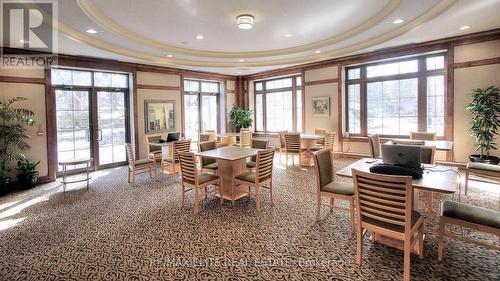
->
(217, 158, 249, 202)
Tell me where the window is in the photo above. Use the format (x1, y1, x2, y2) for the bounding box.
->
(345, 54, 446, 137)
(254, 75, 303, 132)
(183, 79, 220, 141)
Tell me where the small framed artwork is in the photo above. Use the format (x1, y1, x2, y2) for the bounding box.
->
(312, 97, 330, 117)
(144, 100, 175, 133)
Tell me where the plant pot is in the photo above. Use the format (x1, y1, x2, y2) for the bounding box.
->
(16, 171, 39, 189)
(468, 155, 500, 165)
(0, 177, 9, 195)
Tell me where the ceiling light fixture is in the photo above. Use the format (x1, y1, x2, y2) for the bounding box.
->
(315, 50, 321, 54)
(239, 59, 245, 62)
(196, 35, 204, 40)
(459, 25, 470, 30)
(392, 18, 404, 24)
(166, 54, 173, 58)
(236, 14, 254, 30)
(85, 28, 98, 34)
(284, 33, 293, 37)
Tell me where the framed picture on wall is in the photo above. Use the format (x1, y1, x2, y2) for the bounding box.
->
(311, 97, 330, 117)
(144, 100, 175, 133)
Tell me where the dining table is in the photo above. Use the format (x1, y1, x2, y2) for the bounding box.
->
(148, 140, 175, 160)
(336, 158, 458, 253)
(300, 133, 324, 166)
(196, 146, 260, 201)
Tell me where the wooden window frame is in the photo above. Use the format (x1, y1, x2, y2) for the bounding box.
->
(182, 79, 221, 135)
(345, 53, 447, 139)
(254, 75, 303, 133)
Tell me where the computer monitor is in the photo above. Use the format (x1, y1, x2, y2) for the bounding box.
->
(381, 144, 421, 169)
(166, 132, 181, 142)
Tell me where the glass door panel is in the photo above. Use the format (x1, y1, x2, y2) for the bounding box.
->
(201, 95, 217, 132)
(55, 90, 91, 171)
(184, 94, 199, 141)
(97, 91, 127, 166)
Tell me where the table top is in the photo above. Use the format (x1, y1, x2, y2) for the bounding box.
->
(58, 158, 93, 165)
(148, 141, 173, 147)
(197, 146, 259, 161)
(300, 133, 323, 140)
(388, 139, 453, 151)
(336, 158, 458, 194)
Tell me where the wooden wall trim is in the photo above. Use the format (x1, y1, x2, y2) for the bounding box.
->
(304, 78, 339, 86)
(453, 57, 500, 69)
(136, 84, 181, 91)
(132, 70, 139, 159)
(0, 76, 45, 84)
(445, 45, 455, 162)
(337, 65, 343, 150)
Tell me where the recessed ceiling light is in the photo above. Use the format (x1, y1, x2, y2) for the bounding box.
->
(19, 39, 29, 43)
(85, 28, 98, 34)
(196, 35, 204, 40)
(166, 54, 173, 58)
(315, 50, 321, 54)
(236, 14, 254, 30)
(459, 25, 471, 30)
(239, 59, 245, 62)
(237, 71, 242, 74)
(392, 19, 404, 24)
(284, 33, 293, 37)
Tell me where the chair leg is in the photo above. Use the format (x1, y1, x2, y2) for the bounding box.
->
(255, 185, 261, 214)
(194, 186, 200, 214)
(427, 192, 433, 217)
(218, 183, 223, 205)
(205, 186, 208, 199)
(285, 152, 289, 168)
(403, 240, 411, 281)
(316, 194, 321, 220)
(356, 227, 363, 265)
(131, 170, 135, 187)
(128, 167, 131, 183)
(330, 198, 335, 211)
(464, 169, 470, 195)
(350, 198, 355, 234)
(438, 217, 445, 261)
(180, 184, 185, 208)
(418, 224, 424, 259)
(269, 180, 274, 204)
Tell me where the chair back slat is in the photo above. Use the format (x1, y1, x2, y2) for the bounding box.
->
(368, 134, 381, 158)
(324, 132, 335, 150)
(278, 130, 288, 148)
(410, 131, 436, 141)
(173, 139, 191, 163)
(256, 149, 275, 183)
(313, 149, 333, 187)
(126, 143, 135, 165)
(198, 141, 217, 166)
(420, 146, 436, 165)
(284, 133, 301, 153)
(178, 152, 197, 184)
(314, 129, 326, 136)
(146, 135, 162, 153)
(353, 169, 413, 232)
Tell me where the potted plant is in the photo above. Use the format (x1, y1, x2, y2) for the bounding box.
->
(466, 86, 500, 164)
(229, 105, 253, 132)
(0, 97, 35, 193)
(16, 154, 40, 189)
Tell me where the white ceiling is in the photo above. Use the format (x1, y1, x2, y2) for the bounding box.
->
(18, 0, 500, 75)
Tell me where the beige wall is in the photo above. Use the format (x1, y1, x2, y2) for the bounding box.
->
(136, 72, 181, 159)
(0, 69, 48, 178)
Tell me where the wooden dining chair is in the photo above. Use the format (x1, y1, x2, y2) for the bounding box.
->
(246, 139, 269, 170)
(352, 169, 424, 281)
(284, 133, 302, 168)
(313, 149, 355, 232)
(234, 149, 275, 213)
(126, 143, 156, 187)
(410, 132, 436, 141)
(312, 131, 336, 151)
(315, 129, 327, 145)
(178, 152, 222, 213)
(277, 130, 288, 161)
(199, 133, 211, 142)
(367, 134, 381, 158)
(161, 139, 191, 181)
(239, 130, 252, 148)
(146, 135, 163, 164)
(198, 141, 218, 173)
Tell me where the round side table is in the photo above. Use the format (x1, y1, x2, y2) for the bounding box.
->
(58, 158, 93, 192)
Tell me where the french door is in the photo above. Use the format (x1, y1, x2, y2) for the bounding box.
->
(183, 93, 219, 141)
(55, 89, 129, 172)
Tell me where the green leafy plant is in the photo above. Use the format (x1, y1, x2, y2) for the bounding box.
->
(229, 104, 253, 130)
(16, 154, 40, 174)
(466, 86, 500, 158)
(0, 97, 35, 179)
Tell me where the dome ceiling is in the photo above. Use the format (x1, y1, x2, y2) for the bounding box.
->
(31, 0, 500, 75)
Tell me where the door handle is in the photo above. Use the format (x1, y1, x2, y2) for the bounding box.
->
(97, 129, 103, 141)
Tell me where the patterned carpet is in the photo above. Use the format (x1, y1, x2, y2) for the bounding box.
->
(0, 156, 498, 280)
